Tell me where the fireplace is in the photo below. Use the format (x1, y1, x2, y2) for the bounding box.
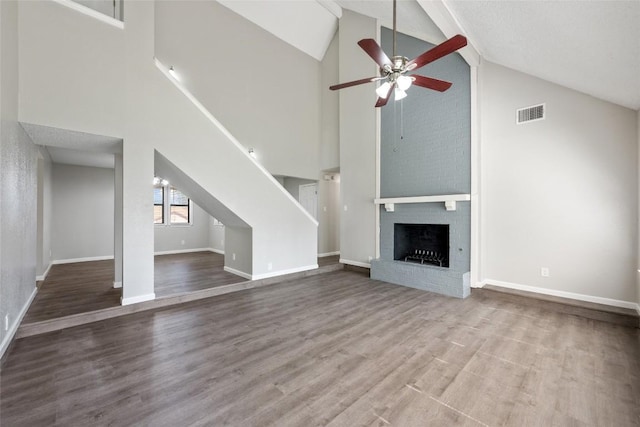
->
(394, 223, 449, 268)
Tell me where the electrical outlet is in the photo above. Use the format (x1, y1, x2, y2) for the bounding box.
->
(541, 267, 550, 277)
(232, 253, 236, 261)
(181, 240, 185, 245)
(221, 239, 224, 246)
(344, 205, 348, 211)
(368, 256, 373, 262)
(323, 206, 327, 212)
(4, 314, 9, 331)
(267, 262, 273, 271)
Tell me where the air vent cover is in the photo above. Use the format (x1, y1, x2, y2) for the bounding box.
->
(516, 103, 545, 124)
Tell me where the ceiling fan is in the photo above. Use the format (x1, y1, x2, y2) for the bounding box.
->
(329, 0, 467, 107)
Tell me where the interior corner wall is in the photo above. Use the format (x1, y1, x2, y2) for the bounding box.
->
(51, 164, 115, 261)
(480, 61, 638, 303)
(338, 10, 378, 266)
(154, 203, 212, 253)
(0, 0, 38, 357)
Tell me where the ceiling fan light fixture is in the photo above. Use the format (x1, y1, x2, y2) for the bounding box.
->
(376, 81, 392, 98)
(394, 87, 407, 101)
(397, 75, 413, 91)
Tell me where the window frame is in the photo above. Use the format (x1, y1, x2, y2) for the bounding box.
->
(169, 186, 192, 226)
(153, 183, 193, 227)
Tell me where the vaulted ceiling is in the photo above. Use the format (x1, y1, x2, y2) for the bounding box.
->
(220, 0, 640, 110)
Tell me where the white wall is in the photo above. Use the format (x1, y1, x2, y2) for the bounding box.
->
(0, 0, 38, 358)
(209, 218, 225, 254)
(338, 10, 378, 267)
(154, 1, 321, 180)
(118, 0, 317, 302)
(154, 203, 211, 253)
(318, 176, 341, 255)
(480, 61, 638, 304)
(18, 0, 124, 137)
(321, 32, 340, 171)
(51, 164, 114, 261)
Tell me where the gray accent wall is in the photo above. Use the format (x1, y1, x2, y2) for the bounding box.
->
(380, 29, 471, 197)
(371, 28, 471, 298)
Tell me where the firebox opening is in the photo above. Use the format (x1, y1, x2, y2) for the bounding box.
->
(394, 223, 449, 268)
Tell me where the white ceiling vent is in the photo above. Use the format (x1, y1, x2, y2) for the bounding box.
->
(516, 103, 545, 124)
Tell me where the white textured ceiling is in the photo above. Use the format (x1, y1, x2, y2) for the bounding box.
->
(444, 0, 640, 110)
(21, 122, 122, 168)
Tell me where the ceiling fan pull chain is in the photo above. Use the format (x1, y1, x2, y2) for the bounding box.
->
(400, 99, 404, 141)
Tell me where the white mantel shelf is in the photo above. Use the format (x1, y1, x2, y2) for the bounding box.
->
(374, 194, 471, 212)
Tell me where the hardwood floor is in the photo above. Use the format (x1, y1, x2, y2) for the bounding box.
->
(3, 270, 638, 426)
(154, 251, 243, 297)
(23, 260, 121, 323)
(23, 252, 248, 324)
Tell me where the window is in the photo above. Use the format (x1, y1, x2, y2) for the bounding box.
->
(153, 180, 192, 226)
(170, 187, 190, 224)
(153, 185, 164, 224)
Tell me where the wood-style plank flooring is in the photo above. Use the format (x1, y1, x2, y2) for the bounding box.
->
(3, 270, 639, 426)
(154, 251, 244, 297)
(23, 253, 340, 324)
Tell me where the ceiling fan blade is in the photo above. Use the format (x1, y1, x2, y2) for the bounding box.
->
(410, 75, 452, 92)
(375, 83, 395, 108)
(329, 76, 382, 91)
(358, 39, 392, 68)
(406, 35, 467, 71)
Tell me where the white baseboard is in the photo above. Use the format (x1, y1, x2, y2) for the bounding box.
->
(318, 251, 340, 258)
(121, 293, 155, 306)
(223, 266, 252, 280)
(340, 258, 371, 269)
(208, 247, 225, 255)
(0, 287, 38, 359)
(36, 262, 53, 281)
(113, 281, 122, 289)
(480, 279, 638, 311)
(154, 248, 212, 256)
(252, 264, 318, 281)
(52, 255, 114, 265)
